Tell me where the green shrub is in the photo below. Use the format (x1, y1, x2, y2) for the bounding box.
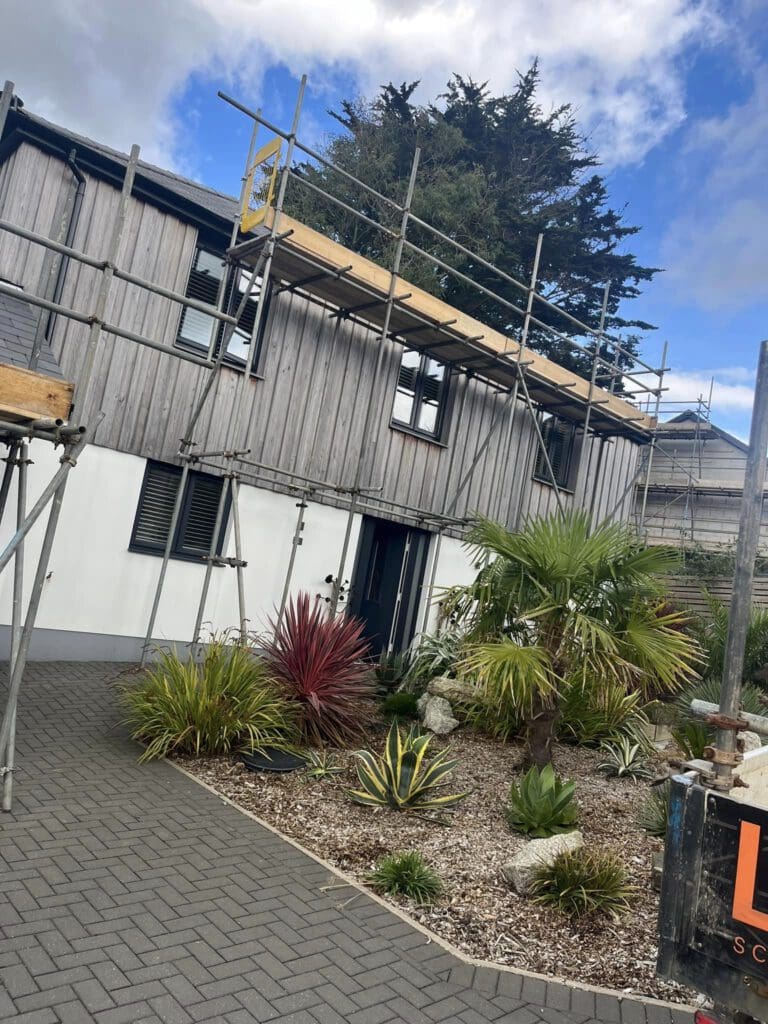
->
(349, 721, 467, 813)
(381, 691, 419, 721)
(460, 695, 522, 742)
(596, 737, 652, 780)
(530, 847, 636, 920)
(121, 641, 298, 762)
(636, 783, 670, 837)
(368, 851, 443, 905)
(505, 764, 578, 838)
(374, 651, 411, 696)
(670, 719, 711, 760)
(407, 630, 465, 687)
(559, 678, 650, 748)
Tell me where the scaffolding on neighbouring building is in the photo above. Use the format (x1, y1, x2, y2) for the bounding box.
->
(0, 74, 667, 810)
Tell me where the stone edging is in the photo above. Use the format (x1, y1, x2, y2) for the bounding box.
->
(168, 757, 698, 1018)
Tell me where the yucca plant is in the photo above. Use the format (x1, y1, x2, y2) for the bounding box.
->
(262, 592, 375, 746)
(505, 764, 578, 837)
(406, 629, 466, 688)
(530, 848, 636, 920)
(670, 719, 711, 760)
(349, 721, 467, 813)
(121, 641, 298, 762)
(636, 782, 671, 837)
(444, 512, 700, 765)
(596, 737, 652, 780)
(374, 651, 411, 696)
(559, 678, 651, 749)
(694, 593, 768, 685)
(368, 851, 443, 905)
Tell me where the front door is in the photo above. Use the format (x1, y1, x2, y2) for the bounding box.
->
(348, 516, 429, 657)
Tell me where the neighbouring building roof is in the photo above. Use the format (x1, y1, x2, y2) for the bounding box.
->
(0, 289, 62, 378)
(660, 409, 749, 454)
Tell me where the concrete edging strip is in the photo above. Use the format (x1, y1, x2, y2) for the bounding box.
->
(168, 756, 698, 1018)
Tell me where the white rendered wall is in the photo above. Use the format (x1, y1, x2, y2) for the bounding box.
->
(417, 533, 479, 637)
(0, 443, 362, 656)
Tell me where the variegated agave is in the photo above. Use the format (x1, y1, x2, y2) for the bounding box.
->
(348, 721, 467, 813)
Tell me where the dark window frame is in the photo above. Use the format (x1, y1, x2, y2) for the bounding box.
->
(174, 240, 272, 375)
(533, 414, 580, 490)
(129, 460, 230, 563)
(391, 348, 451, 442)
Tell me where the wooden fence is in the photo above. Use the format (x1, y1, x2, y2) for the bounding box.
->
(666, 575, 768, 615)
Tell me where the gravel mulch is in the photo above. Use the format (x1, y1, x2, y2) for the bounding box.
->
(180, 727, 696, 1004)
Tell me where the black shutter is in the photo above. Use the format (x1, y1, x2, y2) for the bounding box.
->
(175, 472, 226, 558)
(534, 417, 573, 487)
(130, 462, 181, 553)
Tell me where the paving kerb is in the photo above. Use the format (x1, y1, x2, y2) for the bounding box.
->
(169, 758, 699, 1018)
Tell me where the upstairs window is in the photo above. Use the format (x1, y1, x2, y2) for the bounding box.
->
(175, 245, 268, 371)
(130, 460, 229, 562)
(392, 349, 449, 440)
(533, 414, 579, 489)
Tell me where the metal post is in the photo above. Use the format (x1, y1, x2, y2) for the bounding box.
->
(0, 80, 14, 140)
(0, 441, 19, 527)
(330, 493, 357, 617)
(638, 340, 668, 536)
(574, 282, 610, 508)
(419, 530, 443, 634)
(278, 496, 308, 623)
(714, 340, 768, 790)
(192, 475, 232, 646)
(141, 461, 190, 665)
(230, 476, 248, 638)
(3, 441, 27, 812)
(0, 451, 73, 809)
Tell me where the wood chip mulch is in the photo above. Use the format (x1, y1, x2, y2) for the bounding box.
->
(179, 727, 697, 1004)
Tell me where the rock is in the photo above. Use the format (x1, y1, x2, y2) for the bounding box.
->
(421, 695, 459, 736)
(501, 830, 584, 895)
(417, 692, 431, 717)
(741, 730, 765, 753)
(427, 675, 476, 703)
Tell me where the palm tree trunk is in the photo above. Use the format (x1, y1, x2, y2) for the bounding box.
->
(526, 696, 559, 767)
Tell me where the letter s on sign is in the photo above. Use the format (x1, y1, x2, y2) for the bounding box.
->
(735, 936, 746, 955)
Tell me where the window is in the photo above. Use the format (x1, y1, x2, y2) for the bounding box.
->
(175, 244, 268, 370)
(392, 349, 449, 439)
(533, 414, 579, 489)
(130, 460, 229, 561)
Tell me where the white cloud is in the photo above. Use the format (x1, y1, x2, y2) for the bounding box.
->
(663, 367, 755, 415)
(0, 0, 720, 171)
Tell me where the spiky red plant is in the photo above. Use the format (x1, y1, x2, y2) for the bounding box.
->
(263, 592, 375, 747)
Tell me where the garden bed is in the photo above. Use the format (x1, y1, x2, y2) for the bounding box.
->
(180, 728, 696, 1004)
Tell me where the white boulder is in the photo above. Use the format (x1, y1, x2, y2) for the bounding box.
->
(501, 830, 584, 895)
(421, 695, 459, 736)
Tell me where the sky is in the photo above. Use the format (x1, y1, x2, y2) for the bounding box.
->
(1, 0, 767, 438)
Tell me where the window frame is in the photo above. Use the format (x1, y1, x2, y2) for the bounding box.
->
(532, 413, 580, 491)
(129, 460, 230, 564)
(390, 347, 451, 443)
(174, 240, 271, 375)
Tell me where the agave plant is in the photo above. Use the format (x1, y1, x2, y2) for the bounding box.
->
(505, 764, 578, 838)
(262, 592, 375, 746)
(596, 737, 652, 781)
(349, 721, 467, 813)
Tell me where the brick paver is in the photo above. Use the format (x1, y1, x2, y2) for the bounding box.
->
(0, 663, 694, 1023)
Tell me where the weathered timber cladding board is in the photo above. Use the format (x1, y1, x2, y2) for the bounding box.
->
(0, 142, 642, 530)
(0, 362, 73, 422)
(666, 575, 768, 614)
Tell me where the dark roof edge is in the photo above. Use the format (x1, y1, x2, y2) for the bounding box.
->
(0, 107, 239, 241)
(667, 409, 749, 454)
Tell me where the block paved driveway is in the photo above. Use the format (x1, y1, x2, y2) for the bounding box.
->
(0, 663, 693, 1024)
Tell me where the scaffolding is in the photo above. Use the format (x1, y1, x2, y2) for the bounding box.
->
(0, 75, 665, 810)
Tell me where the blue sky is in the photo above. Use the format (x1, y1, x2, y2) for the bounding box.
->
(3, 0, 767, 437)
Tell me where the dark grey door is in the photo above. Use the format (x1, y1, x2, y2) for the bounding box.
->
(348, 516, 430, 657)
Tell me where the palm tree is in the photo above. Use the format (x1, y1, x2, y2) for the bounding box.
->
(443, 511, 700, 767)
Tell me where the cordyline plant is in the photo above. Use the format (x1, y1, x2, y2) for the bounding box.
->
(262, 592, 375, 747)
(444, 511, 701, 767)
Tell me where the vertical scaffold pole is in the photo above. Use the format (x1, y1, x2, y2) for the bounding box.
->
(192, 474, 233, 647)
(574, 282, 610, 511)
(278, 496, 309, 624)
(331, 149, 421, 617)
(3, 440, 27, 812)
(230, 476, 248, 639)
(714, 340, 768, 791)
(0, 81, 14, 140)
(638, 340, 668, 537)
